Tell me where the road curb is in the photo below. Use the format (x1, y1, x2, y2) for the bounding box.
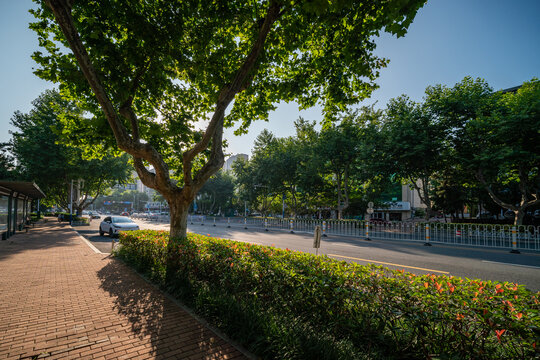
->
(71, 225, 103, 254)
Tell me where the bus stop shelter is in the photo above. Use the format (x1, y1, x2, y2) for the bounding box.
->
(0, 181, 45, 240)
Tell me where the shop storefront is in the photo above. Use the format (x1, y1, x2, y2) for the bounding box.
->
(0, 181, 45, 240)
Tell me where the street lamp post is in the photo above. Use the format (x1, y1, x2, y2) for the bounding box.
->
(282, 193, 285, 218)
(69, 179, 73, 225)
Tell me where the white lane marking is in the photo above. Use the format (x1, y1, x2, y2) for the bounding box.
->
(328, 254, 450, 274)
(481, 260, 540, 270)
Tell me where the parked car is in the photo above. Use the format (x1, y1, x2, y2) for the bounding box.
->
(534, 210, 540, 219)
(99, 216, 139, 237)
(88, 212, 101, 219)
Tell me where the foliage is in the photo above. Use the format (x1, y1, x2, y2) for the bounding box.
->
(31, 0, 426, 238)
(379, 95, 446, 219)
(235, 111, 396, 219)
(117, 230, 540, 360)
(233, 130, 305, 216)
(426, 77, 540, 225)
(197, 170, 236, 215)
(317, 115, 360, 218)
(0, 143, 17, 180)
(9, 90, 133, 210)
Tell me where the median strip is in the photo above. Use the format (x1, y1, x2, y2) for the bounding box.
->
(328, 254, 450, 274)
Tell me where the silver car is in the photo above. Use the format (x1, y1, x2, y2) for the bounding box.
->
(99, 216, 139, 237)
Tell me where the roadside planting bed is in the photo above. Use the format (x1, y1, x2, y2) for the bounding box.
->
(116, 230, 539, 359)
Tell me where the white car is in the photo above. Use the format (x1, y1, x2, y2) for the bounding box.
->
(99, 216, 139, 237)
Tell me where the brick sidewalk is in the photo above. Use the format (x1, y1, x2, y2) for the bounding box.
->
(0, 220, 249, 360)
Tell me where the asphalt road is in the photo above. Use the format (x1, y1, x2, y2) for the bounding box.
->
(74, 218, 540, 292)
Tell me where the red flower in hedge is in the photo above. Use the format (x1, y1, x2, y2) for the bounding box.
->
(515, 313, 523, 320)
(495, 329, 506, 342)
(456, 313, 464, 321)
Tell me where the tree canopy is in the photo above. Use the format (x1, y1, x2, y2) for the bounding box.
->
(31, 0, 426, 237)
(231, 77, 539, 225)
(9, 90, 133, 211)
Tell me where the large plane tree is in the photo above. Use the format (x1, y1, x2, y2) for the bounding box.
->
(31, 0, 425, 238)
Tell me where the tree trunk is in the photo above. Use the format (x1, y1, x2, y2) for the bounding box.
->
(476, 169, 539, 227)
(514, 210, 525, 227)
(409, 177, 432, 221)
(168, 198, 190, 239)
(336, 172, 342, 220)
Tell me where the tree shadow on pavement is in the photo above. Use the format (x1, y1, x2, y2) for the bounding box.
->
(0, 221, 80, 262)
(96, 259, 239, 359)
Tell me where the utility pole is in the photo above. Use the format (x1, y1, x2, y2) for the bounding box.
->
(69, 180, 73, 225)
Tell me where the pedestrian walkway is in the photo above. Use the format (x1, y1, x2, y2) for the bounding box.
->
(0, 219, 249, 360)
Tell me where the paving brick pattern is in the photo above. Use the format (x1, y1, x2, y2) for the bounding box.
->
(0, 220, 248, 359)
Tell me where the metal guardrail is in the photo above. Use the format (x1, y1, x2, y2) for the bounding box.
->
(132, 214, 540, 252)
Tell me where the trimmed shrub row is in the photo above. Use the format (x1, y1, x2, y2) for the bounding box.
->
(116, 230, 539, 359)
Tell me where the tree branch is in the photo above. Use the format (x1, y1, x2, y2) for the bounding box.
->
(45, 0, 172, 192)
(133, 157, 157, 191)
(45, 0, 130, 145)
(119, 62, 151, 141)
(119, 106, 140, 141)
(476, 169, 516, 211)
(409, 176, 426, 205)
(182, 0, 282, 186)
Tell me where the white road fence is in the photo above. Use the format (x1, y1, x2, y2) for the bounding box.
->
(134, 214, 540, 252)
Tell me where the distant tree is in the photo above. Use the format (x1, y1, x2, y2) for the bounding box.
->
(9, 90, 132, 212)
(234, 131, 297, 216)
(0, 143, 16, 180)
(431, 171, 468, 221)
(380, 96, 446, 219)
(472, 80, 540, 225)
(318, 117, 360, 219)
(32, 0, 425, 238)
(427, 77, 540, 225)
(292, 118, 327, 214)
(198, 171, 235, 215)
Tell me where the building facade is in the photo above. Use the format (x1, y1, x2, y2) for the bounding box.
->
(223, 154, 249, 172)
(0, 181, 45, 240)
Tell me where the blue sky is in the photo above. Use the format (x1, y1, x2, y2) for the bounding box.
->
(1, 0, 539, 156)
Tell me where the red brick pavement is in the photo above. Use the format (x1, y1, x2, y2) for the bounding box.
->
(0, 220, 250, 360)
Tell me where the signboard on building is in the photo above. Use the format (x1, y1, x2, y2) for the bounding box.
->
(145, 201, 163, 209)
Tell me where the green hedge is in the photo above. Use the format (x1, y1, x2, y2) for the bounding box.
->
(116, 230, 539, 359)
